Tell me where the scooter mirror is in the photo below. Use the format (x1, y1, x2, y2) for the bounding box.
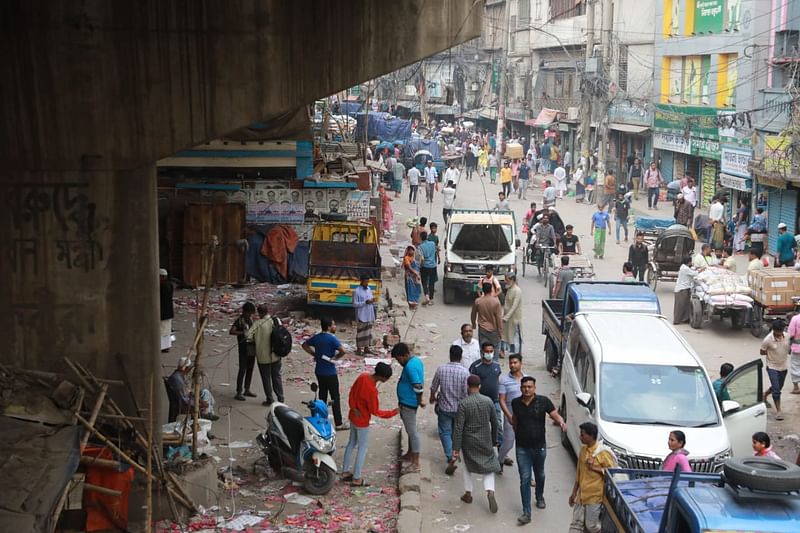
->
(310, 383, 318, 393)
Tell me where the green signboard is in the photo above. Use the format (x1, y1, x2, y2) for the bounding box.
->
(654, 104, 719, 140)
(695, 0, 724, 34)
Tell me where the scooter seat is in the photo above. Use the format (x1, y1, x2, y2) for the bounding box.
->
(274, 405, 305, 454)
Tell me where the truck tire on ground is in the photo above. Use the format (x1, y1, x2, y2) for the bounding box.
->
(749, 305, 765, 338)
(723, 457, 800, 492)
(730, 309, 745, 330)
(545, 337, 558, 373)
(689, 299, 703, 329)
(558, 399, 572, 454)
(443, 280, 454, 304)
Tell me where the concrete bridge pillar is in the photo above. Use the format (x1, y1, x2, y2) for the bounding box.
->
(0, 166, 159, 412)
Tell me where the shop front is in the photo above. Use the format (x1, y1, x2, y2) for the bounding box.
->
(720, 145, 753, 222)
(654, 104, 723, 208)
(607, 102, 652, 176)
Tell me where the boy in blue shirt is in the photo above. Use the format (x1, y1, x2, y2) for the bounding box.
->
(418, 231, 438, 305)
(590, 204, 610, 259)
(302, 317, 349, 430)
(393, 342, 426, 471)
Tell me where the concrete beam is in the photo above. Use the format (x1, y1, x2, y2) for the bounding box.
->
(1, 0, 482, 173)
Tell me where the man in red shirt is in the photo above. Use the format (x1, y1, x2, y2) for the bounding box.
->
(341, 362, 399, 486)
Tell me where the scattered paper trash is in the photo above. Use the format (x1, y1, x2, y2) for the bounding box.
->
(224, 441, 252, 449)
(223, 513, 263, 530)
(284, 492, 315, 506)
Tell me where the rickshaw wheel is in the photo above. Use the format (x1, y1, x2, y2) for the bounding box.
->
(646, 264, 658, 291)
(749, 305, 765, 337)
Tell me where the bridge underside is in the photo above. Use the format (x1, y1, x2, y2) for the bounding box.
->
(0, 1, 481, 410)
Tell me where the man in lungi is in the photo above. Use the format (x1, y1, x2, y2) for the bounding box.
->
(353, 274, 376, 355)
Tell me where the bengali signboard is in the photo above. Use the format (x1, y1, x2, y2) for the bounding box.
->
(719, 172, 750, 192)
(695, 0, 724, 34)
(720, 146, 751, 178)
(653, 132, 691, 154)
(701, 159, 718, 208)
(693, 138, 721, 160)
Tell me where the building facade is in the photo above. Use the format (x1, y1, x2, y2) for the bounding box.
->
(653, 0, 770, 216)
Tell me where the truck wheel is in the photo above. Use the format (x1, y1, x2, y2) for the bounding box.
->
(723, 457, 800, 492)
(545, 337, 558, 373)
(522, 256, 527, 276)
(689, 299, 703, 329)
(730, 309, 745, 330)
(750, 306, 764, 338)
(443, 280, 454, 305)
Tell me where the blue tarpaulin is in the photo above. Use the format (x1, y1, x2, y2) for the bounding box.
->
(355, 112, 412, 142)
(245, 227, 309, 283)
(339, 101, 362, 116)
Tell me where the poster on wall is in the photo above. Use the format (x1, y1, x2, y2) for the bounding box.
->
(345, 191, 371, 220)
(695, 0, 724, 33)
(669, 58, 682, 104)
(701, 159, 717, 208)
(327, 189, 350, 214)
(727, 0, 742, 31)
(682, 56, 702, 105)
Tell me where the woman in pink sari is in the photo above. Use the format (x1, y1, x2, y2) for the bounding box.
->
(379, 184, 393, 233)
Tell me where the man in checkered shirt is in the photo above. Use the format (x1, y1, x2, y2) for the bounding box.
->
(430, 345, 470, 476)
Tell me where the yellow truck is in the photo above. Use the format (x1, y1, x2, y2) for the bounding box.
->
(306, 221, 382, 307)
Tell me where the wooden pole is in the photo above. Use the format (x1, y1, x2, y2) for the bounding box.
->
(146, 374, 153, 533)
(73, 413, 195, 511)
(192, 236, 218, 459)
(80, 383, 108, 451)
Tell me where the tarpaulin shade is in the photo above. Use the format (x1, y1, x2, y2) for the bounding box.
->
(525, 108, 561, 127)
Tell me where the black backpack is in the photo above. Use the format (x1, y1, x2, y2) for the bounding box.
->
(270, 317, 293, 358)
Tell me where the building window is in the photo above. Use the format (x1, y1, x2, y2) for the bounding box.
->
(552, 71, 573, 98)
(519, 0, 531, 26)
(618, 44, 628, 92)
(551, 0, 585, 22)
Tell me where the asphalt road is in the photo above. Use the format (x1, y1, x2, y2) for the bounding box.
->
(385, 170, 790, 532)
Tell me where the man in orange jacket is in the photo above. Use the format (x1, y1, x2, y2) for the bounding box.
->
(340, 362, 399, 486)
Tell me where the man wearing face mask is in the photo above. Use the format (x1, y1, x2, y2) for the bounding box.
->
(469, 343, 504, 450)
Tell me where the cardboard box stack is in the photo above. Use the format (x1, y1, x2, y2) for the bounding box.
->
(747, 268, 800, 306)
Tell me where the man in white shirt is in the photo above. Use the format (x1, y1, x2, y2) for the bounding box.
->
(444, 161, 460, 186)
(681, 177, 698, 207)
(424, 160, 439, 203)
(495, 192, 510, 211)
(693, 243, 718, 268)
(442, 180, 457, 223)
(407, 166, 421, 204)
(543, 180, 557, 208)
(553, 165, 567, 198)
(674, 257, 702, 324)
(453, 324, 481, 370)
(708, 196, 726, 248)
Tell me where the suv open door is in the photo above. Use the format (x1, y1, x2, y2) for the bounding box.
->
(720, 359, 767, 457)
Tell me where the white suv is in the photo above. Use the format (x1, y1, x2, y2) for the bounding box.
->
(559, 312, 766, 471)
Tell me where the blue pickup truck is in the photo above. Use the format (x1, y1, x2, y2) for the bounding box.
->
(603, 458, 800, 533)
(541, 281, 661, 374)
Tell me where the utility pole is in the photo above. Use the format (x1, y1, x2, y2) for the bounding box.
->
(580, 0, 596, 170)
(598, 0, 614, 173)
(496, 0, 512, 159)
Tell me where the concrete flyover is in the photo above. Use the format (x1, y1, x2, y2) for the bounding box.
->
(0, 1, 481, 412)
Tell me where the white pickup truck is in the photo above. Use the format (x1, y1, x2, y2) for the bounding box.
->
(442, 209, 520, 304)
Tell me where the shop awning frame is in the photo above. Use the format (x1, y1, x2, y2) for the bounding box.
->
(609, 123, 650, 134)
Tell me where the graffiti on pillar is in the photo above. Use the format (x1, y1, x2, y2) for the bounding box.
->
(55, 238, 104, 271)
(1, 181, 106, 273)
(11, 289, 97, 350)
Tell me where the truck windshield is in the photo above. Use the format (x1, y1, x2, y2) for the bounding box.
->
(599, 363, 719, 427)
(449, 223, 513, 249)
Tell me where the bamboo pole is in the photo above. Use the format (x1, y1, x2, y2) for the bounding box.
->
(84, 483, 123, 498)
(73, 413, 195, 511)
(146, 375, 153, 533)
(80, 383, 108, 451)
(192, 236, 218, 459)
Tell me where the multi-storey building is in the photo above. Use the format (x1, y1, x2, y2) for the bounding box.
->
(750, 0, 800, 249)
(653, 0, 770, 214)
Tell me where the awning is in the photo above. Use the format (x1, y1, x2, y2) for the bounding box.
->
(609, 123, 650, 134)
(525, 108, 561, 127)
(479, 107, 498, 120)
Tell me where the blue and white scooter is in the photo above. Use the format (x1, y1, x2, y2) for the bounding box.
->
(256, 383, 337, 495)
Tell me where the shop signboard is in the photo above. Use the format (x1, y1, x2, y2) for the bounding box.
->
(692, 138, 720, 160)
(719, 172, 750, 192)
(654, 104, 719, 140)
(607, 101, 652, 126)
(701, 159, 718, 207)
(654, 132, 691, 154)
(695, 0, 724, 34)
(720, 146, 751, 178)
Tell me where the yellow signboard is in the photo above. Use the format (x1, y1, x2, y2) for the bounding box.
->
(763, 135, 790, 174)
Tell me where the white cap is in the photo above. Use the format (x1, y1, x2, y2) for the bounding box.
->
(159, 268, 168, 276)
(778, 222, 788, 230)
(177, 357, 192, 369)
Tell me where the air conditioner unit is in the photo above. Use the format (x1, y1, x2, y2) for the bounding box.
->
(568, 107, 579, 121)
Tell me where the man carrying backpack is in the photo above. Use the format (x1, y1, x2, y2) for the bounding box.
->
(247, 304, 285, 406)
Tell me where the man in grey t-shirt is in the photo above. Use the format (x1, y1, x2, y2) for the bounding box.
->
(553, 256, 576, 299)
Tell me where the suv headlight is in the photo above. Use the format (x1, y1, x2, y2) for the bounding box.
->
(447, 263, 463, 273)
(713, 448, 731, 465)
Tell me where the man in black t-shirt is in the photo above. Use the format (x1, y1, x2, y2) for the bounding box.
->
(559, 224, 581, 255)
(511, 376, 567, 524)
(612, 193, 631, 244)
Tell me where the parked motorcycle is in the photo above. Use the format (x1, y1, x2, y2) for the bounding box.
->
(256, 383, 337, 495)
